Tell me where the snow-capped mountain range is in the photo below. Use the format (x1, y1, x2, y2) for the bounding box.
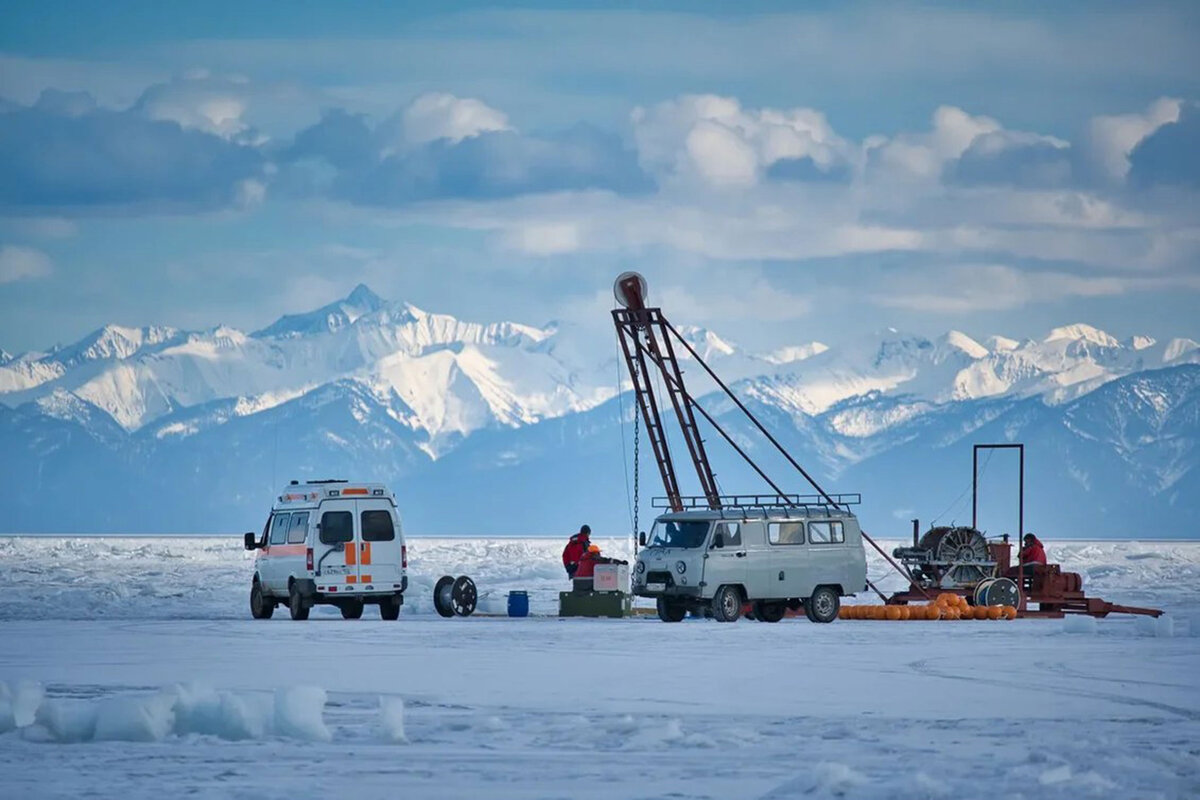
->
(2, 285, 1197, 536)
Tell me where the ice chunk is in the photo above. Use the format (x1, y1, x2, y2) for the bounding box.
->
(0, 698, 14, 733)
(169, 683, 268, 741)
(34, 698, 98, 743)
(379, 696, 407, 743)
(93, 692, 176, 742)
(10, 680, 43, 727)
(1061, 615, 1098, 634)
(273, 686, 330, 742)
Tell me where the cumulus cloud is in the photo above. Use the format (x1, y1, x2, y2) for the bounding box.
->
(947, 130, 1072, 188)
(1084, 97, 1181, 183)
(400, 93, 511, 145)
(632, 95, 854, 186)
(1127, 103, 1200, 188)
(864, 106, 1068, 183)
(0, 244, 53, 283)
(0, 90, 265, 209)
(282, 96, 651, 205)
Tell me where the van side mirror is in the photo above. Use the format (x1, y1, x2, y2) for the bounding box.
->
(638, 531, 646, 547)
(243, 532, 257, 551)
(713, 533, 724, 549)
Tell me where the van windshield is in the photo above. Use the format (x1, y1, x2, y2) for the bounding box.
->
(646, 520, 711, 549)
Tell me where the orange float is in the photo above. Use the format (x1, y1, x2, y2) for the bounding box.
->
(973, 606, 989, 620)
(885, 606, 902, 621)
(898, 606, 911, 620)
(1003, 605, 1018, 620)
(943, 608, 960, 620)
(987, 605, 1004, 620)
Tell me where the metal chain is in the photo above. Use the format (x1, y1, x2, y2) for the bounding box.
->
(633, 407, 640, 554)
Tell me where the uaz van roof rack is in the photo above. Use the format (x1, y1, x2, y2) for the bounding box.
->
(652, 493, 861, 510)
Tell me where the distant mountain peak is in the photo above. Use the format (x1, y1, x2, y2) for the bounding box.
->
(1044, 323, 1120, 348)
(344, 283, 385, 312)
(939, 330, 989, 359)
(0, 348, 11, 366)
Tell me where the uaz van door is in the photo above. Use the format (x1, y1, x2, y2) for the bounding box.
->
(353, 499, 403, 589)
(703, 521, 746, 596)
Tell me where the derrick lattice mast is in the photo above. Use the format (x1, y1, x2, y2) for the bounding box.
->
(612, 273, 721, 512)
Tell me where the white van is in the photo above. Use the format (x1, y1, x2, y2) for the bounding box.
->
(631, 506, 867, 623)
(243, 480, 407, 620)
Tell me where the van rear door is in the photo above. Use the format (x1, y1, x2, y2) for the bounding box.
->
(316, 502, 356, 585)
(355, 499, 402, 589)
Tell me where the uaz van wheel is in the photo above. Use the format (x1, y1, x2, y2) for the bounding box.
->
(806, 586, 840, 623)
(250, 581, 274, 619)
(340, 601, 364, 620)
(712, 585, 742, 623)
(288, 584, 310, 621)
(656, 597, 686, 622)
(380, 595, 401, 620)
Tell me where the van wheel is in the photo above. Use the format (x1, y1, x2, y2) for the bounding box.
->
(806, 586, 840, 623)
(656, 597, 686, 622)
(340, 601, 364, 620)
(250, 581, 274, 619)
(380, 595, 402, 621)
(712, 585, 742, 623)
(288, 584, 310, 621)
(754, 601, 786, 623)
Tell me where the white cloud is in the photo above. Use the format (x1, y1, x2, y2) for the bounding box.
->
(134, 74, 254, 140)
(0, 245, 54, 284)
(866, 263, 1198, 313)
(632, 94, 853, 186)
(501, 222, 582, 255)
(1085, 97, 1181, 182)
(401, 93, 512, 145)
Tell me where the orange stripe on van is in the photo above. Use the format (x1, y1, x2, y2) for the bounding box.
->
(346, 575, 357, 584)
(361, 574, 372, 583)
(342, 488, 368, 495)
(345, 545, 357, 566)
(361, 542, 372, 565)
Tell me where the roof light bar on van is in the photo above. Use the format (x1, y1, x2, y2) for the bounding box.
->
(342, 488, 368, 496)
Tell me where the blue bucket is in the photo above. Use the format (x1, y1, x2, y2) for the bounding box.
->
(507, 591, 529, 618)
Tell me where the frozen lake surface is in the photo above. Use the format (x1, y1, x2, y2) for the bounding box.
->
(1, 537, 1198, 799)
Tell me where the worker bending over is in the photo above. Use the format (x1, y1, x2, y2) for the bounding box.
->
(573, 543, 617, 592)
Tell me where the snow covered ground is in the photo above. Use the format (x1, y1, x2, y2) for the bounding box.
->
(1, 536, 1198, 799)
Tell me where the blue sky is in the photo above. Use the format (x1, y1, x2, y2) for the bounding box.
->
(1, 1, 1198, 353)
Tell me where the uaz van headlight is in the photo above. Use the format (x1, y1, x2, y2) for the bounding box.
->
(675, 560, 687, 574)
(635, 561, 645, 574)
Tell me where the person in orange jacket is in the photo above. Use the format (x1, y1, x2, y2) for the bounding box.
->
(576, 543, 602, 580)
(561, 525, 591, 578)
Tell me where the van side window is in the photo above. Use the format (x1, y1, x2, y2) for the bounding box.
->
(320, 511, 354, 544)
(714, 522, 740, 547)
(288, 512, 309, 544)
(269, 513, 289, 545)
(361, 510, 395, 542)
(768, 522, 805, 545)
(809, 520, 845, 544)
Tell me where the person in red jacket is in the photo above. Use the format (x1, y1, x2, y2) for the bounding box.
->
(561, 525, 591, 578)
(1019, 533, 1047, 581)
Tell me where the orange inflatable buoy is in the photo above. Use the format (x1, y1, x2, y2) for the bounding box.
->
(898, 606, 911, 620)
(943, 608, 959, 620)
(973, 606, 989, 620)
(987, 605, 1004, 620)
(885, 606, 902, 621)
(1003, 605, 1018, 620)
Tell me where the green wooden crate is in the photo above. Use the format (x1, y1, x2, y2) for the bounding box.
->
(558, 590, 632, 618)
